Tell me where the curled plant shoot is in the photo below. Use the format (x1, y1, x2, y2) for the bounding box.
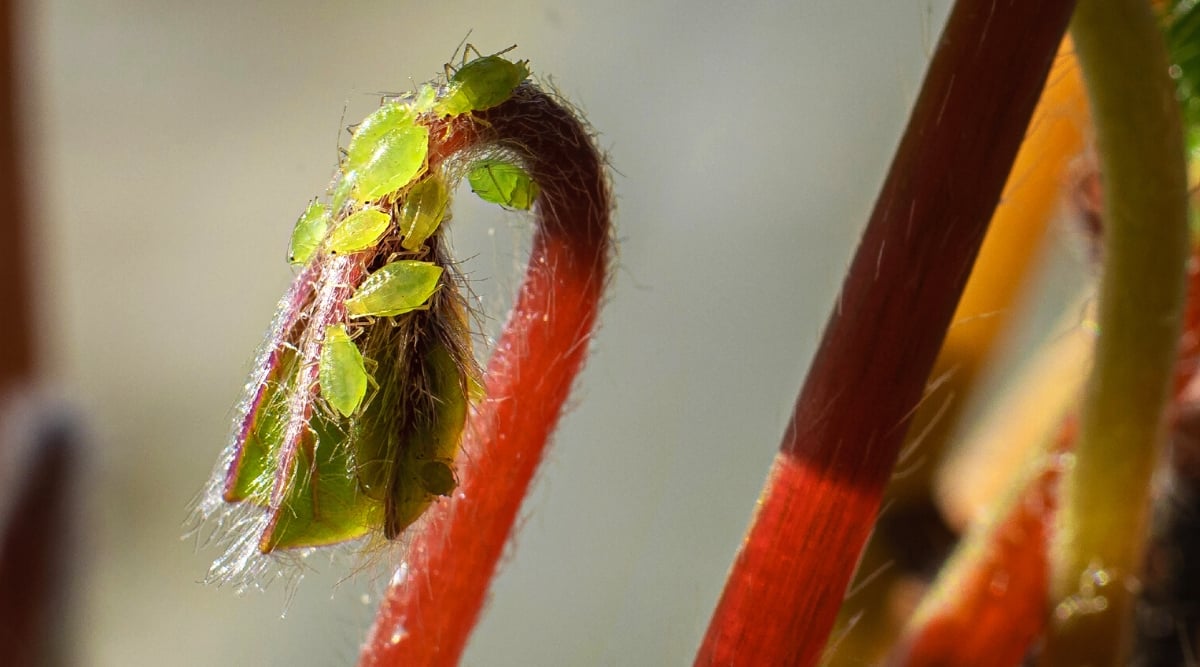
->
(193, 45, 612, 654)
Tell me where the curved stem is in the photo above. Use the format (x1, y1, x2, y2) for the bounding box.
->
(1042, 1, 1190, 663)
(695, 2, 1075, 665)
(357, 85, 610, 667)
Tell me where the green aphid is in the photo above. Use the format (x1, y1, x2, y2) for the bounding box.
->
(319, 324, 369, 417)
(327, 207, 391, 254)
(435, 51, 530, 117)
(467, 159, 540, 210)
(288, 200, 329, 265)
(345, 260, 443, 318)
(398, 175, 450, 251)
(329, 172, 356, 216)
(344, 102, 430, 202)
(410, 84, 437, 114)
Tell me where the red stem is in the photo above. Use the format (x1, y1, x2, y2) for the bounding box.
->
(695, 3, 1075, 665)
(0, 0, 30, 388)
(358, 86, 610, 666)
(889, 421, 1074, 666)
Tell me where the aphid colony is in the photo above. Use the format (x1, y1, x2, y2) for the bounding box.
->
(203, 50, 539, 559)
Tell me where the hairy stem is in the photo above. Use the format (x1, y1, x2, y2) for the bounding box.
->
(695, 2, 1075, 665)
(867, 38, 1089, 665)
(357, 85, 610, 667)
(1042, 1, 1190, 663)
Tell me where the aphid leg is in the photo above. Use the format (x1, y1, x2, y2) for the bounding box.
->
(462, 43, 484, 65)
(444, 43, 496, 79)
(446, 30, 474, 75)
(354, 352, 382, 413)
(301, 426, 321, 520)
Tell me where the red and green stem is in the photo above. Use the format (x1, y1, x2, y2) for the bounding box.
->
(695, 2, 1076, 665)
(358, 85, 611, 667)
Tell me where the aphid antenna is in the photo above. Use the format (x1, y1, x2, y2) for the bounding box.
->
(446, 30, 475, 71)
(334, 101, 352, 162)
(468, 43, 518, 64)
(383, 249, 421, 264)
(442, 43, 519, 80)
(372, 79, 418, 106)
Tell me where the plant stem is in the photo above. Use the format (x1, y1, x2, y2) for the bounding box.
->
(0, 0, 30, 389)
(891, 421, 1075, 666)
(357, 85, 610, 667)
(931, 38, 1090, 531)
(1042, 1, 1190, 663)
(694, 2, 1075, 665)
(0, 395, 83, 667)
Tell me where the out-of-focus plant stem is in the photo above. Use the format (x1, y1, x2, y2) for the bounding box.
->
(888, 37, 1090, 513)
(933, 41, 1090, 529)
(0, 0, 61, 664)
(890, 420, 1075, 666)
(694, 2, 1075, 665)
(0, 0, 30, 389)
(1042, 1, 1190, 664)
(832, 39, 1090, 662)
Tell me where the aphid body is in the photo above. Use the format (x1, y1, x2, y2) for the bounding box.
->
(435, 50, 530, 117)
(468, 159, 540, 210)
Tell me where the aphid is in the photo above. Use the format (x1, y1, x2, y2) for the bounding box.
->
(319, 324, 369, 417)
(408, 84, 438, 114)
(288, 200, 329, 265)
(435, 47, 530, 118)
(468, 159, 540, 210)
(398, 174, 450, 251)
(344, 103, 430, 202)
(327, 207, 390, 254)
(345, 260, 443, 318)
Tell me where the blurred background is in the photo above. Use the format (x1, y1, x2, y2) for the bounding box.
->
(0, 1, 1073, 664)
